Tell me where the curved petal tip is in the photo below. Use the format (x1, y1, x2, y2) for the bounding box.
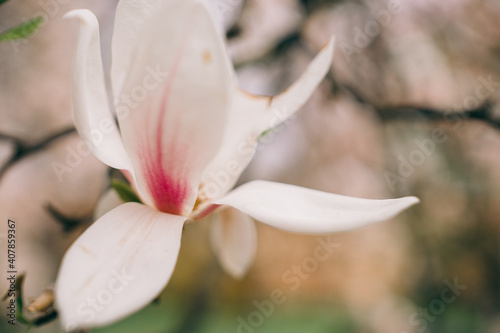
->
(63, 9, 97, 23)
(324, 35, 336, 58)
(216, 181, 420, 234)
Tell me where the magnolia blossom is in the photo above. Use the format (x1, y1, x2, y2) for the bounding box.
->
(56, 0, 419, 330)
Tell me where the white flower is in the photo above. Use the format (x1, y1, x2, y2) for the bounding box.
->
(56, 0, 419, 330)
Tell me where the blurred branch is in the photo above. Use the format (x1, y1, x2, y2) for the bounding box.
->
(45, 203, 92, 233)
(0, 127, 89, 230)
(258, 23, 500, 130)
(299, 0, 352, 14)
(378, 103, 498, 127)
(333, 80, 500, 129)
(0, 127, 76, 180)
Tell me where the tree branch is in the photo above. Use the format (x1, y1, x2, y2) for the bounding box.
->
(333, 80, 500, 129)
(0, 127, 76, 180)
(45, 203, 92, 233)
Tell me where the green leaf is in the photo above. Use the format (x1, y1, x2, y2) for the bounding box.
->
(0, 16, 43, 42)
(0, 0, 9, 5)
(14, 274, 32, 326)
(15, 274, 25, 317)
(258, 128, 274, 140)
(111, 179, 142, 204)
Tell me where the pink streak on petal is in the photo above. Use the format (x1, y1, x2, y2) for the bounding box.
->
(141, 139, 189, 215)
(137, 27, 194, 216)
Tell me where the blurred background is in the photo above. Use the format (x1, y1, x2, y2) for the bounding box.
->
(0, 0, 499, 332)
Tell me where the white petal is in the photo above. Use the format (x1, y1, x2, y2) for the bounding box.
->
(210, 207, 257, 279)
(269, 36, 335, 114)
(111, 0, 227, 98)
(63, 10, 133, 172)
(200, 37, 335, 200)
(55, 203, 186, 330)
(199, 90, 267, 201)
(113, 0, 233, 215)
(111, 0, 164, 98)
(215, 181, 419, 234)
